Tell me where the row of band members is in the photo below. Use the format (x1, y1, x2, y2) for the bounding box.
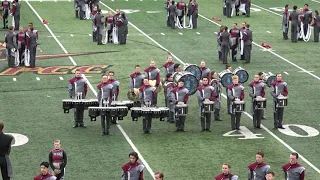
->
(68, 58, 288, 135)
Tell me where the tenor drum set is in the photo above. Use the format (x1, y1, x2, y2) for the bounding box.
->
(262, 72, 276, 87)
(62, 99, 99, 113)
(218, 67, 249, 87)
(131, 107, 170, 121)
(173, 71, 199, 95)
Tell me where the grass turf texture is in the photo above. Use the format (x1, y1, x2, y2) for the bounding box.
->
(0, 0, 319, 179)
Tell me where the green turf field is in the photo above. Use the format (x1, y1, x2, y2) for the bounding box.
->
(1, 0, 320, 179)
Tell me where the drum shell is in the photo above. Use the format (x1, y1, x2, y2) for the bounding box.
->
(254, 99, 267, 109)
(62, 101, 74, 113)
(88, 108, 100, 118)
(175, 105, 188, 116)
(131, 108, 142, 118)
(159, 108, 169, 118)
(141, 108, 151, 116)
(151, 109, 161, 118)
(233, 102, 245, 112)
(109, 108, 118, 117)
(117, 107, 129, 118)
(277, 98, 288, 107)
(203, 102, 214, 113)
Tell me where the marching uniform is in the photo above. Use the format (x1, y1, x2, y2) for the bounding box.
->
(108, 79, 120, 123)
(1, 0, 10, 29)
(0, 132, 13, 180)
(170, 87, 189, 131)
(164, 0, 171, 27)
(68, 76, 88, 127)
(94, 11, 104, 45)
(196, 84, 215, 131)
(113, 12, 120, 43)
(25, 30, 37, 68)
(222, 0, 226, 16)
(217, 28, 223, 61)
(121, 161, 144, 180)
(91, 9, 98, 42)
(242, 27, 252, 63)
(116, 17, 128, 45)
(4, 30, 16, 68)
(229, 27, 240, 62)
(105, 15, 113, 43)
(144, 66, 160, 104)
(78, 0, 86, 20)
(176, 1, 186, 26)
(168, 3, 176, 29)
(188, 1, 198, 28)
(225, 0, 232, 18)
(312, 13, 320, 42)
(282, 8, 290, 40)
(227, 83, 244, 130)
(270, 80, 288, 129)
(97, 82, 113, 135)
(245, 0, 251, 17)
(211, 78, 222, 120)
(220, 30, 231, 64)
(248, 162, 270, 180)
(163, 61, 175, 77)
(289, 10, 299, 42)
(249, 80, 265, 128)
(139, 85, 157, 134)
(129, 72, 145, 120)
(11, 0, 20, 31)
(200, 66, 211, 81)
(215, 173, 238, 180)
(89, 0, 99, 12)
(49, 149, 67, 180)
(16, 30, 25, 65)
(34, 173, 56, 180)
(282, 163, 305, 180)
(239, 26, 246, 60)
(164, 79, 175, 122)
(302, 8, 312, 39)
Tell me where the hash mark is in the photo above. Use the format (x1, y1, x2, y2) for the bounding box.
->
(89, 34, 92, 36)
(196, 32, 200, 34)
(36, 77, 40, 81)
(70, 34, 74, 37)
(59, 77, 64, 80)
(284, 72, 289, 75)
(13, 78, 16, 81)
(161, 33, 165, 35)
(178, 32, 183, 35)
(267, 31, 271, 33)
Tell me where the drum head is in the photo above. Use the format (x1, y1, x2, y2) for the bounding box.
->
(265, 75, 276, 87)
(220, 72, 233, 87)
(234, 68, 249, 84)
(180, 74, 199, 95)
(184, 65, 201, 80)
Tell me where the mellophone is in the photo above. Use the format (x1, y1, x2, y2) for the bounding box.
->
(62, 99, 99, 113)
(131, 107, 170, 121)
(88, 101, 134, 121)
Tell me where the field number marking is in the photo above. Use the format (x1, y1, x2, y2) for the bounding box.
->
(7, 133, 29, 147)
(223, 126, 265, 139)
(278, 124, 319, 137)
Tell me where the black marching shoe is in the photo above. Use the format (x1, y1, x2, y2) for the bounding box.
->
(201, 129, 206, 132)
(80, 124, 86, 128)
(73, 124, 78, 128)
(206, 129, 211, 132)
(278, 126, 285, 129)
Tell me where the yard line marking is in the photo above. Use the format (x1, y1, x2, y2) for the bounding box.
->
(27, 1, 156, 178)
(161, 33, 165, 35)
(126, 0, 128, 1)
(196, 32, 200, 34)
(70, 34, 73, 37)
(266, 31, 271, 33)
(214, 32, 218, 34)
(59, 77, 64, 80)
(36, 77, 40, 81)
(178, 32, 183, 35)
(13, 78, 16, 81)
(311, 0, 320, 4)
(99, 2, 320, 174)
(88, 34, 92, 36)
(299, 70, 314, 73)
(54, 0, 57, 2)
(198, 14, 320, 81)
(284, 71, 289, 75)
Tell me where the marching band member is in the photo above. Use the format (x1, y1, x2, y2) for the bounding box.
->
(176, 0, 187, 26)
(139, 78, 157, 134)
(217, 25, 224, 61)
(94, 9, 104, 45)
(97, 74, 113, 135)
(239, 21, 246, 60)
(271, 73, 288, 129)
(105, 11, 114, 43)
(113, 9, 121, 43)
(170, 80, 189, 132)
(1, 0, 10, 29)
(302, 4, 313, 40)
(187, 0, 198, 29)
(91, 6, 98, 42)
(258, 72, 266, 120)
(196, 77, 215, 132)
(199, 60, 211, 81)
(11, 0, 20, 31)
(225, 65, 233, 114)
(163, 55, 175, 78)
(164, 0, 171, 27)
(49, 140, 67, 180)
(154, 172, 164, 180)
(34, 162, 57, 180)
(116, 12, 128, 45)
(107, 71, 120, 124)
(265, 171, 275, 180)
(121, 152, 144, 180)
(214, 163, 238, 180)
(26, 27, 37, 68)
(282, 5, 290, 40)
(248, 152, 270, 180)
(77, 0, 86, 20)
(249, 75, 265, 128)
(74, 0, 79, 18)
(220, 26, 231, 64)
(168, 1, 176, 29)
(229, 23, 240, 62)
(222, 0, 226, 16)
(68, 69, 88, 128)
(16, 26, 25, 66)
(282, 152, 305, 180)
(144, 60, 161, 104)
(227, 75, 244, 130)
(129, 65, 145, 121)
(312, 10, 320, 42)
(245, 0, 251, 17)
(225, 0, 232, 18)
(164, 73, 175, 123)
(173, 63, 181, 72)
(0, 121, 13, 180)
(242, 24, 252, 63)
(289, 6, 299, 43)
(210, 71, 222, 121)
(4, 26, 16, 68)
(89, 0, 99, 12)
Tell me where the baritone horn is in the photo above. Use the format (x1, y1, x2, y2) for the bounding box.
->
(148, 80, 163, 93)
(127, 88, 140, 102)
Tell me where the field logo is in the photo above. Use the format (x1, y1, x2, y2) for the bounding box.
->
(0, 65, 113, 76)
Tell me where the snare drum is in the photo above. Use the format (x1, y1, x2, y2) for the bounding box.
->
(175, 104, 188, 116)
(233, 101, 245, 112)
(151, 108, 161, 118)
(131, 107, 142, 120)
(159, 107, 169, 121)
(203, 101, 214, 113)
(122, 100, 134, 110)
(254, 98, 267, 109)
(62, 99, 73, 113)
(88, 107, 101, 121)
(141, 108, 152, 116)
(277, 96, 288, 107)
(117, 106, 129, 120)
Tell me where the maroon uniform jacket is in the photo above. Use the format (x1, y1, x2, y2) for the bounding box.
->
(69, 77, 88, 96)
(34, 173, 56, 180)
(171, 87, 189, 103)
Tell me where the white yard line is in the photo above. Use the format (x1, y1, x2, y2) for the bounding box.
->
(311, 0, 320, 4)
(299, 70, 314, 73)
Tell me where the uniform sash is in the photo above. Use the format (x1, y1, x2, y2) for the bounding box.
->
(113, 27, 118, 44)
(11, 16, 15, 28)
(24, 49, 30, 66)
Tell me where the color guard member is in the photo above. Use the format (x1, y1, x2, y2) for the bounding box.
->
(282, 152, 305, 180)
(121, 152, 144, 180)
(249, 75, 265, 128)
(49, 140, 67, 180)
(214, 163, 238, 180)
(68, 69, 88, 128)
(227, 75, 244, 130)
(248, 152, 270, 180)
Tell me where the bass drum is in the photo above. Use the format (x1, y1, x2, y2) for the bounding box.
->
(233, 67, 249, 84)
(263, 73, 276, 87)
(218, 70, 233, 88)
(173, 72, 199, 95)
(184, 64, 201, 80)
